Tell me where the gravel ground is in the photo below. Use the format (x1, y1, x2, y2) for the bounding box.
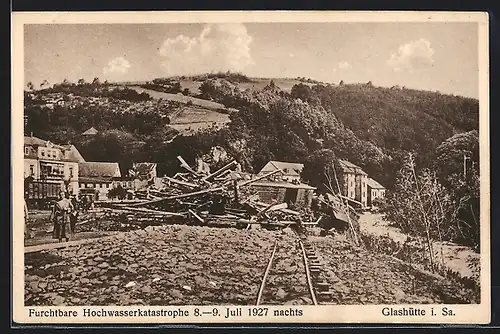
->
(25, 224, 476, 306)
(310, 235, 477, 304)
(258, 230, 312, 305)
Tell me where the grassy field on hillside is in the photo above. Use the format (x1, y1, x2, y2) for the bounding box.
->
(129, 86, 226, 110)
(168, 106, 231, 135)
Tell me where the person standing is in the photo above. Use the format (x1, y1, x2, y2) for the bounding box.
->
(50, 191, 74, 242)
(69, 194, 80, 239)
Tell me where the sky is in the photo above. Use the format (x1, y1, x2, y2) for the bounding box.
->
(24, 22, 479, 98)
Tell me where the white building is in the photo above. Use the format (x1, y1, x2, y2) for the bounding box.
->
(258, 161, 304, 183)
(24, 136, 80, 196)
(78, 162, 121, 201)
(366, 177, 386, 207)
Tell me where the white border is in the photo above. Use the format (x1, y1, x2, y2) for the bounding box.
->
(11, 11, 490, 325)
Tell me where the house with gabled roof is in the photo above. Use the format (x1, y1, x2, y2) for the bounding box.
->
(78, 161, 121, 201)
(82, 126, 98, 136)
(258, 160, 304, 183)
(366, 177, 386, 207)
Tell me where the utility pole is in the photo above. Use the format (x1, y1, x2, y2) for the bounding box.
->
(463, 154, 471, 179)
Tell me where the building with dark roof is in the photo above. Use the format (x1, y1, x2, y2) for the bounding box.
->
(78, 162, 121, 201)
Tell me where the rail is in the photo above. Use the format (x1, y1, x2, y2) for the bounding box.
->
(256, 234, 319, 306)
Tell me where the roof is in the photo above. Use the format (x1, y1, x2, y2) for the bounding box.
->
(24, 136, 65, 150)
(82, 127, 98, 135)
(366, 177, 385, 189)
(259, 161, 304, 177)
(131, 162, 157, 179)
(132, 162, 157, 173)
(62, 145, 86, 162)
(79, 177, 114, 183)
(249, 181, 316, 190)
(79, 162, 121, 178)
(24, 136, 83, 162)
(338, 160, 367, 175)
(24, 136, 48, 147)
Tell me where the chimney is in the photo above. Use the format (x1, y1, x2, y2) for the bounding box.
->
(30, 132, 33, 137)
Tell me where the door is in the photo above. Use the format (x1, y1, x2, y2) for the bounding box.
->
(284, 188, 298, 207)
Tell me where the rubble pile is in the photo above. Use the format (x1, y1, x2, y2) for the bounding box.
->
(97, 156, 327, 231)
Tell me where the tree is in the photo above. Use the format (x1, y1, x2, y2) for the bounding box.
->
(40, 80, 50, 89)
(302, 149, 344, 194)
(435, 130, 480, 248)
(26, 82, 34, 91)
(92, 77, 101, 86)
(108, 185, 127, 200)
(383, 153, 458, 271)
(78, 78, 86, 86)
(291, 83, 312, 102)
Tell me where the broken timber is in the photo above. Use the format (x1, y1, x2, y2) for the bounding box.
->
(202, 160, 238, 182)
(237, 169, 283, 188)
(127, 187, 225, 207)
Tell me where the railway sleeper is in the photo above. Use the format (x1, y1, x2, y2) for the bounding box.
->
(314, 282, 330, 291)
(317, 290, 337, 301)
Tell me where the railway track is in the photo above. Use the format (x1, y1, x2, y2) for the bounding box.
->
(256, 232, 336, 305)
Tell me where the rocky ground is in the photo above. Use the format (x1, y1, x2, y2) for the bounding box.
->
(311, 235, 477, 304)
(25, 224, 477, 306)
(258, 230, 312, 305)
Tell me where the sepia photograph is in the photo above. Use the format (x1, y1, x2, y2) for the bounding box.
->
(12, 11, 490, 324)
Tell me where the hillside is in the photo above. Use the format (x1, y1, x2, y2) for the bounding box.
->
(311, 83, 479, 154)
(24, 75, 478, 185)
(127, 86, 227, 111)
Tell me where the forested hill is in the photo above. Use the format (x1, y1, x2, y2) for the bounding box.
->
(191, 78, 478, 185)
(24, 76, 479, 190)
(289, 82, 479, 157)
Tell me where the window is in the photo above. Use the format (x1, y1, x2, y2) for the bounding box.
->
(29, 165, 34, 176)
(41, 151, 45, 157)
(69, 167, 73, 178)
(24, 147, 29, 155)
